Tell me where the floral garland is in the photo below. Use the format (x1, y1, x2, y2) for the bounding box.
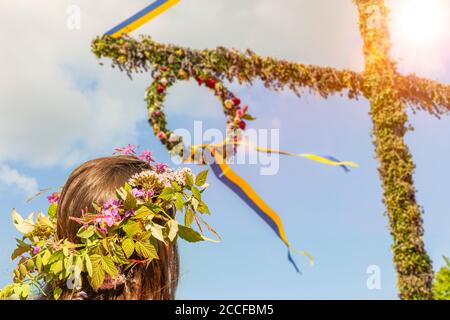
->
(144, 63, 255, 157)
(433, 256, 450, 300)
(0, 147, 216, 300)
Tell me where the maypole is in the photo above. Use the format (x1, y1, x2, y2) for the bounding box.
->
(355, 0, 433, 299)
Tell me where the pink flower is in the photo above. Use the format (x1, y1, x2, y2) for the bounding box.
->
(157, 132, 167, 141)
(47, 192, 60, 204)
(138, 150, 154, 163)
(146, 189, 155, 199)
(103, 199, 121, 210)
(95, 199, 122, 227)
(32, 246, 41, 255)
(124, 210, 135, 218)
(132, 188, 145, 198)
(114, 144, 138, 156)
(155, 162, 168, 173)
(236, 105, 249, 118)
(97, 213, 116, 228)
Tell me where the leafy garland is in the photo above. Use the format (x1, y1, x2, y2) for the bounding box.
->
(355, 0, 433, 299)
(91, 34, 450, 161)
(0, 151, 215, 300)
(433, 256, 450, 300)
(144, 63, 255, 157)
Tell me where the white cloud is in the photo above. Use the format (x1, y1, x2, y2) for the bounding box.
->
(0, 165, 38, 197)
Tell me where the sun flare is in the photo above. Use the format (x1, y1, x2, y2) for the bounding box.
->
(391, 0, 446, 46)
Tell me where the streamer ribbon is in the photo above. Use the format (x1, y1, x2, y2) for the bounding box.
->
(187, 140, 358, 272)
(105, 0, 180, 38)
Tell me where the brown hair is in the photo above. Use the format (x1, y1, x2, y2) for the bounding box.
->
(46, 156, 179, 300)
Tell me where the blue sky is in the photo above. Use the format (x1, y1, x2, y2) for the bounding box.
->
(0, 0, 449, 299)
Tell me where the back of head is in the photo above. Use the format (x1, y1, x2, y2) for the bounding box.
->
(52, 155, 179, 300)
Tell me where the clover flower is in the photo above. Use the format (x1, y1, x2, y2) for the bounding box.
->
(95, 198, 122, 227)
(155, 162, 168, 173)
(131, 188, 146, 198)
(47, 192, 60, 204)
(32, 246, 41, 255)
(114, 144, 138, 156)
(138, 150, 154, 163)
(124, 210, 135, 218)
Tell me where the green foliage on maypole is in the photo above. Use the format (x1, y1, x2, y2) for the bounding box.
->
(355, 0, 433, 299)
(434, 257, 450, 300)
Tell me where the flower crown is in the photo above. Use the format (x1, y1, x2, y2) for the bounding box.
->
(0, 147, 217, 300)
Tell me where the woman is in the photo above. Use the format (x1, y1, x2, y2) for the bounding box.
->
(50, 155, 179, 300)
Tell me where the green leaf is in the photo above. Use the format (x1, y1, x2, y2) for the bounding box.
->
(48, 202, 58, 218)
(184, 209, 194, 227)
(123, 220, 142, 237)
(191, 197, 199, 211)
(191, 186, 201, 200)
(146, 202, 164, 214)
(63, 246, 69, 257)
(77, 225, 95, 239)
(89, 262, 105, 292)
(85, 254, 93, 277)
(159, 187, 174, 201)
(26, 259, 35, 271)
(122, 238, 135, 258)
(135, 241, 158, 260)
(111, 244, 129, 265)
(64, 255, 74, 273)
(174, 193, 184, 211)
(185, 171, 194, 187)
(167, 220, 178, 242)
(171, 181, 181, 191)
(20, 284, 30, 299)
(149, 224, 165, 243)
(53, 287, 62, 300)
(48, 251, 64, 265)
(178, 225, 204, 243)
(242, 114, 256, 121)
(195, 170, 208, 187)
(41, 250, 51, 266)
(11, 244, 31, 260)
(197, 201, 210, 214)
(139, 231, 152, 242)
(13, 285, 22, 297)
(101, 255, 118, 277)
(133, 206, 154, 220)
(123, 190, 137, 210)
(19, 264, 27, 277)
(124, 183, 132, 194)
(50, 260, 63, 274)
(36, 254, 43, 272)
(75, 255, 83, 273)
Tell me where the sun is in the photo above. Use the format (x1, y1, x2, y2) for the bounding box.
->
(391, 0, 447, 46)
